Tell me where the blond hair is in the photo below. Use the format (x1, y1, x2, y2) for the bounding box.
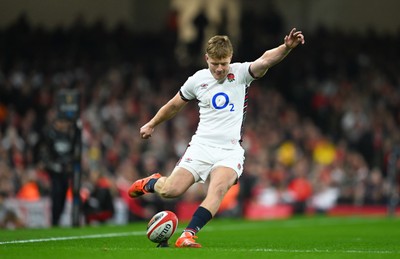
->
(206, 35, 233, 59)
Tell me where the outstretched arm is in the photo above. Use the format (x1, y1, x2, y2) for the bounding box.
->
(250, 28, 305, 78)
(140, 92, 188, 139)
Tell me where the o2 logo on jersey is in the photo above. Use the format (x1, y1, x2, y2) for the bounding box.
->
(212, 92, 235, 111)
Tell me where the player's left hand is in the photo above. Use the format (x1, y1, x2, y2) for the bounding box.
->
(284, 28, 305, 49)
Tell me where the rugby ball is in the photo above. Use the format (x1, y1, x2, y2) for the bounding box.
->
(147, 210, 178, 243)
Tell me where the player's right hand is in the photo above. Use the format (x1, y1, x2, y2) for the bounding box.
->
(140, 123, 154, 139)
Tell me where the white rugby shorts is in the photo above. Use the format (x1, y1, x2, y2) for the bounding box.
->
(176, 143, 245, 183)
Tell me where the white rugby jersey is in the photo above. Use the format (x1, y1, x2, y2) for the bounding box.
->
(180, 62, 256, 149)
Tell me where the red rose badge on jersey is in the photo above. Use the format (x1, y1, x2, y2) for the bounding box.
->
(227, 73, 235, 82)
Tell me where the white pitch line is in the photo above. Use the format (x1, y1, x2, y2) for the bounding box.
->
(0, 216, 388, 246)
(1, 230, 399, 255)
(1, 220, 399, 255)
(1, 231, 399, 255)
(0, 231, 146, 245)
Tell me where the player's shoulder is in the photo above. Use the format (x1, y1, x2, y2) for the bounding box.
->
(182, 68, 210, 91)
(185, 68, 212, 84)
(230, 62, 251, 71)
(192, 68, 211, 78)
(229, 62, 253, 81)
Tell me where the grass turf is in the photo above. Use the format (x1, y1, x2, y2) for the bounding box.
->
(1, 216, 399, 259)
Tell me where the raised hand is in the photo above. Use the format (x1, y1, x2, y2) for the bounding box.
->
(284, 28, 305, 49)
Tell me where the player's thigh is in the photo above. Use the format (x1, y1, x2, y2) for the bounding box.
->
(159, 167, 196, 197)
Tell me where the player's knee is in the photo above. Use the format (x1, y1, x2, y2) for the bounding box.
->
(217, 187, 228, 197)
(212, 183, 231, 197)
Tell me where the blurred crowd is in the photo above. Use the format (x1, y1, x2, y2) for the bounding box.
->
(0, 11, 399, 227)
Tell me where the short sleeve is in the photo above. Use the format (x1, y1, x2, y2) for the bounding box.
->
(179, 75, 197, 101)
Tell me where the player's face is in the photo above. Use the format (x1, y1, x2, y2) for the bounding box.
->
(206, 54, 232, 81)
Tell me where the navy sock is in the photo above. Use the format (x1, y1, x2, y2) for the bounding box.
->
(184, 206, 213, 235)
(144, 178, 158, 192)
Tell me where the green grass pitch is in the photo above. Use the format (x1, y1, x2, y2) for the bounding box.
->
(1, 216, 399, 259)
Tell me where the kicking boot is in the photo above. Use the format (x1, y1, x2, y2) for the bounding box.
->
(128, 173, 161, 198)
(175, 232, 202, 248)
